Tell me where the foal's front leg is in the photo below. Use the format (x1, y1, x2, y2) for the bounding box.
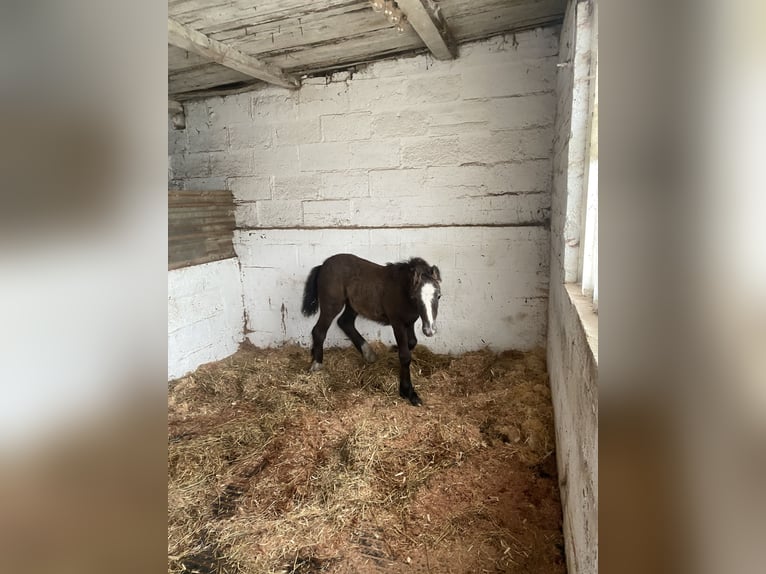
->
(406, 322, 418, 351)
(393, 324, 422, 406)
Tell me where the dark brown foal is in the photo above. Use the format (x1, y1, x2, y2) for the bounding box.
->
(302, 254, 441, 406)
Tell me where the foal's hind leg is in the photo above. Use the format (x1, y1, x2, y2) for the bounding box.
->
(310, 301, 344, 372)
(337, 304, 377, 363)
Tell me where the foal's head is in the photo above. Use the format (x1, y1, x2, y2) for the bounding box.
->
(409, 259, 442, 337)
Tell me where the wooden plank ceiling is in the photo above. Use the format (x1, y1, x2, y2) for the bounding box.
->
(169, 0, 566, 100)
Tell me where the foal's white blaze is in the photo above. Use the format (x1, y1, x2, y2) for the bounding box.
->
(420, 282, 437, 335)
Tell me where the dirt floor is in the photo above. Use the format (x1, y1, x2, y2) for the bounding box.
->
(168, 342, 565, 574)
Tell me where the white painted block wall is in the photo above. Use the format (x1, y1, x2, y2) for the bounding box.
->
(547, 2, 598, 573)
(168, 257, 245, 380)
(236, 226, 548, 353)
(169, 27, 559, 354)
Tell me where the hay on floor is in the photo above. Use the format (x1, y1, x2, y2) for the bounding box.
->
(168, 342, 564, 574)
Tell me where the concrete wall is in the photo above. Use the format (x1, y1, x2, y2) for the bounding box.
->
(169, 27, 559, 353)
(547, 1, 598, 573)
(168, 257, 245, 380)
(236, 226, 548, 353)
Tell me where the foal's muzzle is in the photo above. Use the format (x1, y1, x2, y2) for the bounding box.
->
(422, 324, 436, 337)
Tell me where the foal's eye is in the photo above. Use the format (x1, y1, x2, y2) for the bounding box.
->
(437, 294, 441, 300)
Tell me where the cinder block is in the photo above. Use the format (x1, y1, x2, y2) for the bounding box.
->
(463, 58, 556, 99)
(257, 200, 303, 227)
(424, 164, 488, 186)
(170, 153, 210, 178)
(303, 200, 352, 226)
(459, 127, 553, 164)
(208, 93, 252, 125)
(228, 176, 271, 201)
(253, 90, 299, 122)
(426, 100, 491, 136)
(347, 77, 408, 112)
(350, 197, 405, 226)
(298, 228, 371, 256)
(183, 100, 210, 128)
(349, 140, 400, 169)
(432, 196, 509, 226)
(322, 112, 372, 142)
(254, 146, 299, 174)
(229, 123, 271, 150)
(299, 82, 339, 102)
(372, 110, 428, 139)
(491, 160, 552, 192)
(354, 55, 430, 80)
(273, 119, 321, 146)
(331, 71, 350, 83)
(274, 174, 321, 200)
(425, 160, 551, 195)
(188, 126, 228, 153)
(404, 75, 461, 104)
(368, 227, 408, 245)
(401, 136, 460, 168)
(299, 142, 349, 172)
(298, 83, 349, 117)
(320, 172, 369, 199)
(485, 193, 551, 225)
(209, 149, 253, 177)
(369, 168, 427, 197)
(302, 77, 330, 86)
(242, 243, 299, 268)
(490, 93, 556, 130)
(169, 129, 188, 155)
(454, 229, 548, 272)
(183, 177, 227, 191)
(235, 202, 258, 227)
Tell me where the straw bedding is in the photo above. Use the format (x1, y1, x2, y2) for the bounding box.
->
(168, 342, 565, 573)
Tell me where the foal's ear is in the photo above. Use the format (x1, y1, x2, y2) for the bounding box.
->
(412, 268, 422, 287)
(431, 265, 441, 282)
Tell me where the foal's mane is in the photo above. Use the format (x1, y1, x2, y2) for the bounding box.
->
(405, 257, 433, 275)
(387, 258, 440, 291)
(386, 257, 429, 272)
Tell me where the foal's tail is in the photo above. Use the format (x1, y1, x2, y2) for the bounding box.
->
(301, 265, 321, 316)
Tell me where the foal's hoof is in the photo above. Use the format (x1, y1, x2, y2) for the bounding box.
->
(400, 390, 423, 407)
(309, 361, 323, 372)
(361, 343, 378, 364)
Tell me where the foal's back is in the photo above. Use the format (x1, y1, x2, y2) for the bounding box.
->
(319, 254, 401, 323)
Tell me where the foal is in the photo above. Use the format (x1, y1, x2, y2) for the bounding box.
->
(301, 254, 442, 406)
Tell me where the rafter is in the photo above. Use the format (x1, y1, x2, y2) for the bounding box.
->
(397, 0, 457, 60)
(167, 18, 300, 89)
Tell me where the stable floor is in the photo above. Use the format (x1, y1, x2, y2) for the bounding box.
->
(168, 343, 565, 573)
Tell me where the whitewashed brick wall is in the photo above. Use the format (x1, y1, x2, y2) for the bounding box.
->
(169, 27, 559, 353)
(546, 3, 598, 574)
(168, 258, 245, 380)
(236, 226, 548, 353)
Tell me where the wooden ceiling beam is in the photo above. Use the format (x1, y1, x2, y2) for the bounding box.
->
(396, 0, 457, 60)
(167, 18, 300, 89)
